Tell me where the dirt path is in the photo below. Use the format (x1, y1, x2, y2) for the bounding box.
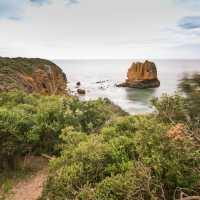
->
(8, 156, 48, 200)
(9, 169, 47, 200)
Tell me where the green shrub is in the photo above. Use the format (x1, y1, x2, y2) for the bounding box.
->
(63, 98, 116, 133)
(152, 74, 200, 144)
(1, 82, 200, 199)
(41, 116, 200, 200)
(179, 73, 200, 131)
(0, 91, 122, 169)
(94, 162, 159, 200)
(131, 117, 199, 189)
(151, 94, 187, 123)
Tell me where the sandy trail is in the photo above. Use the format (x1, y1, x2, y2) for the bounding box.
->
(9, 169, 47, 200)
(9, 157, 48, 200)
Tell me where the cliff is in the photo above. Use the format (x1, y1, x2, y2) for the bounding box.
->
(117, 60, 160, 88)
(0, 57, 67, 95)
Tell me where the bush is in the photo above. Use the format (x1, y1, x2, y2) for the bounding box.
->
(0, 107, 34, 169)
(41, 116, 200, 200)
(151, 94, 187, 123)
(0, 91, 123, 169)
(94, 162, 159, 200)
(1, 81, 200, 199)
(152, 73, 200, 144)
(62, 98, 115, 133)
(179, 73, 200, 129)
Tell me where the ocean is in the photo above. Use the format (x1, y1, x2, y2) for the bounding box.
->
(53, 59, 200, 114)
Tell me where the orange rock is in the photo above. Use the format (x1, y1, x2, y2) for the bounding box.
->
(117, 60, 160, 88)
(127, 60, 158, 81)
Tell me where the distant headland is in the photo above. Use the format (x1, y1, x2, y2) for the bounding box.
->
(0, 57, 67, 95)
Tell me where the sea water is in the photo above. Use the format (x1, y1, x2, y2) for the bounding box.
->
(54, 59, 200, 114)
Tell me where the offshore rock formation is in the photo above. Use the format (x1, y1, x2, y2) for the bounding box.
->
(0, 57, 67, 95)
(117, 60, 160, 89)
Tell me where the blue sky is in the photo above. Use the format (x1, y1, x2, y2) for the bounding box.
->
(178, 16, 200, 29)
(0, 0, 78, 18)
(0, 0, 199, 59)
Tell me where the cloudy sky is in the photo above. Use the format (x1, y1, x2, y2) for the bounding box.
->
(0, 0, 200, 59)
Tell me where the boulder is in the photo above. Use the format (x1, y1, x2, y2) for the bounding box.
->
(117, 60, 160, 89)
(76, 82, 81, 86)
(77, 88, 86, 95)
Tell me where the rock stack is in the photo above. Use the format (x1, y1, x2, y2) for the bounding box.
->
(117, 60, 160, 89)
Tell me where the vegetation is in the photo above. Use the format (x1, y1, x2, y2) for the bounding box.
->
(40, 114, 199, 200)
(152, 73, 200, 144)
(0, 91, 125, 170)
(1, 73, 200, 199)
(0, 57, 55, 75)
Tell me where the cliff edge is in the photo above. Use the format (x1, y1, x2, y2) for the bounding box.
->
(0, 57, 67, 95)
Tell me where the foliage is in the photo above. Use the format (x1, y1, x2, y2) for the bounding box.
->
(152, 73, 200, 143)
(179, 73, 200, 126)
(151, 94, 187, 123)
(0, 57, 55, 75)
(41, 115, 200, 200)
(1, 72, 200, 200)
(0, 91, 123, 169)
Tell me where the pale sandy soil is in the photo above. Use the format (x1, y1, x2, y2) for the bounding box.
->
(8, 169, 47, 200)
(8, 156, 48, 200)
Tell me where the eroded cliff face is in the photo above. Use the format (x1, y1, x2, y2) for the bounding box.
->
(117, 60, 160, 88)
(0, 57, 67, 95)
(127, 60, 158, 81)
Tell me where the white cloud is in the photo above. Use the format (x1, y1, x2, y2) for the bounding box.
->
(0, 0, 199, 59)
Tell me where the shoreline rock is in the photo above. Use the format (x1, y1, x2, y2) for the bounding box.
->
(76, 82, 81, 86)
(117, 60, 160, 89)
(77, 88, 86, 95)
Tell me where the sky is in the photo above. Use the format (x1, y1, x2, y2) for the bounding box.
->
(0, 0, 200, 59)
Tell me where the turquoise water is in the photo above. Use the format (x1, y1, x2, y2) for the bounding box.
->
(54, 59, 200, 114)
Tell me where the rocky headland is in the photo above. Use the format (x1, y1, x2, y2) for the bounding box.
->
(117, 60, 160, 89)
(0, 57, 67, 95)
